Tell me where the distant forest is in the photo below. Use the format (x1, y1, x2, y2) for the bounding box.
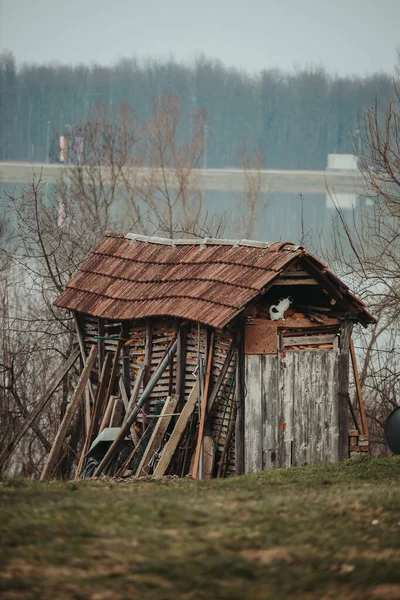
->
(0, 51, 397, 169)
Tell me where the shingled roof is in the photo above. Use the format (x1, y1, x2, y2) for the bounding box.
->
(55, 233, 375, 328)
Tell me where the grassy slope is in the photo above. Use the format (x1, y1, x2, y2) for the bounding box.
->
(1, 457, 400, 600)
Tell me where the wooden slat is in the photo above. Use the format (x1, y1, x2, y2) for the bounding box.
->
(273, 278, 318, 285)
(283, 334, 336, 347)
(40, 345, 98, 480)
(278, 352, 293, 468)
(235, 331, 245, 476)
(262, 354, 278, 469)
(153, 381, 199, 477)
(75, 352, 113, 479)
(192, 331, 215, 479)
(135, 395, 178, 477)
(244, 355, 263, 473)
(99, 395, 116, 432)
(206, 336, 236, 411)
(0, 347, 80, 471)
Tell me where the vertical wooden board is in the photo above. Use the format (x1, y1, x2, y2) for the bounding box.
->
(278, 352, 294, 468)
(262, 355, 278, 469)
(325, 352, 339, 463)
(307, 353, 317, 465)
(244, 355, 263, 473)
(292, 352, 306, 466)
(314, 352, 325, 465)
(290, 351, 339, 467)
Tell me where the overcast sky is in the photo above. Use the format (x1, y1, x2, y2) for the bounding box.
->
(0, 0, 399, 76)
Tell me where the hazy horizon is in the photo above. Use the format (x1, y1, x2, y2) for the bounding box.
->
(0, 0, 399, 76)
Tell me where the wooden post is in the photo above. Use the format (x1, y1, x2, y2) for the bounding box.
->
(153, 381, 199, 477)
(218, 401, 237, 478)
(75, 352, 113, 478)
(192, 330, 215, 479)
(206, 336, 237, 412)
(143, 322, 152, 388)
(338, 320, 353, 461)
(100, 336, 124, 422)
(350, 339, 369, 437)
(99, 396, 116, 432)
(127, 365, 145, 414)
(175, 324, 187, 410)
(135, 395, 179, 477)
(40, 346, 98, 480)
(93, 338, 178, 477)
(0, 347, 80, 471)
(235, 329, 245, 476)
(97, 318, 105, 379)
(73, 313, 95, 435)
(121, 321, 131, 398)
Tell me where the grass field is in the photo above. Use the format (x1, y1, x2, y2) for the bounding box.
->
(1, 456, 400, 599)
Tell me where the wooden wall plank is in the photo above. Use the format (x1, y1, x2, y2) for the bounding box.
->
(278, 352, 294, 468)
(262, 355, 278, 469)
(244, 355, 263, 473)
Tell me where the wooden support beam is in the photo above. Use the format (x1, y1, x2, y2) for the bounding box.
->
(192, 331, 215, 479)
(127, 365, 145, 414)
(143, 322, 152, 388)
(100, 336, 124, 422)
(338, 320, 353, 461)
(235, 327, 245, 476)
(347, 393, 361, 433)
(206, 336, 236, 412)
(301, 256, 355, 313)
(217, 401, 237, 478)
(272, 278, 318, 285)
(175, 324, 187, 410)
(283, 334, 337, 347)
(350, 339, 369, 437)
(73, 313, 95, 436)
(97, 318, 105, 379)
(119, 376, 129, 412)
(99, 396, 116, 432)
(109, 398, 122, 427)
(153, 381, 199, 477)
(75, 352, 113, 479)
(121, 322, 131, 398)
(93, 338, 179, 477)
(135, 395, 179, 477)
(40, 346, 98, 480)
(0, 347, 80, 471)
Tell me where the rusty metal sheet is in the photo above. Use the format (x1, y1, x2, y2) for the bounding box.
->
(244, 320, 278, 355)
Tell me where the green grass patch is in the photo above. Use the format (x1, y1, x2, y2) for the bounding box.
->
(1, 456, 400, 599)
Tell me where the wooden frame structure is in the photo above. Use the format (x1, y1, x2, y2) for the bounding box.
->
(4, 234, 375, 480)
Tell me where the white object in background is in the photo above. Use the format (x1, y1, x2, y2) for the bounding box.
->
(269, 297, 292, 321)
(57, 201, 66, 228)
(325, 192, 357, 210)
(59, 135, 67, 163)
(326, 154, 358, 171)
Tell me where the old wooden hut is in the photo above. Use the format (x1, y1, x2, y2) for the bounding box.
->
(49, 233, 374, 479)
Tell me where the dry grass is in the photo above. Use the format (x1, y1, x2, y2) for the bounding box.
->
(1, 456, 400, 599)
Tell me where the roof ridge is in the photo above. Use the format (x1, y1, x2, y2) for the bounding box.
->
(122, 232, 300, 251)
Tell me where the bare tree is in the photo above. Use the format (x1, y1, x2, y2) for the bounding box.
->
(233, 145, 268, 239)
(0, 94, 227, 477)
(326, 87, 400, 451)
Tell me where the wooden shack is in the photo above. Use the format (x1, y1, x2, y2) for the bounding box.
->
(46, 233, 375, 479)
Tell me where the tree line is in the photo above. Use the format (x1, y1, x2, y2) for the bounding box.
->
(0, 51, 396, 169)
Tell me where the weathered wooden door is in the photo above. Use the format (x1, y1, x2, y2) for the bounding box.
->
(245, 351, 339, 473)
